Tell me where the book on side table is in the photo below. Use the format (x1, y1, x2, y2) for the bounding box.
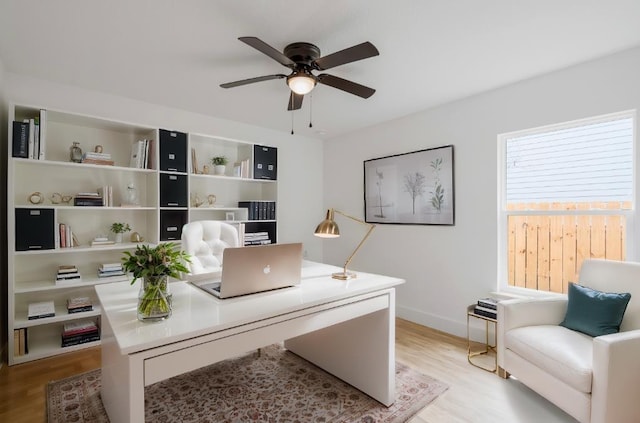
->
(473, 297, 498, 319)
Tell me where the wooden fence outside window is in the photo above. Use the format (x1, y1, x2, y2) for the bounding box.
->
(507, 202, 629, 294)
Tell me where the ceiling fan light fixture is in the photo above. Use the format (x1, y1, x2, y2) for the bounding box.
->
(287, 72, 317, 95)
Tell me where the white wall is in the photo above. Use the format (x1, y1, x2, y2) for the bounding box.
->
(4, 73, 326, 261)
(323, 47, 640, 338)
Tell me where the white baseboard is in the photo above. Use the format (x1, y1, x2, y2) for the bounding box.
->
(397, 305, 495, 344)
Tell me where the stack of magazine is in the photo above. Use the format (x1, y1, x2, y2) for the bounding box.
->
(56, 265, 81, 285)
(244, 231, 271, 246)
(98, 263, 125, 279)
(28, 300, 55, 320)
(474, 298, 498, 319)
(67, 296, 93, 314)
(61, 320, 100, 347)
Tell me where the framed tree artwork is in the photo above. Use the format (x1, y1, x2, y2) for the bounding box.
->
(364, 145, 454, 225)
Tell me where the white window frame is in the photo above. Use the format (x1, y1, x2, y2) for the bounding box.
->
(497, 110, 637, 296)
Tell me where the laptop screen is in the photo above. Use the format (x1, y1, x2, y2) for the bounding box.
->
(194, 243, 303, 299)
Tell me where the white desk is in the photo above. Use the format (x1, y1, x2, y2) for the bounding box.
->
(95, 261, 404, 423)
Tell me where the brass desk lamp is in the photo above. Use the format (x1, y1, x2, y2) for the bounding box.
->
(314, 209, 376, 280)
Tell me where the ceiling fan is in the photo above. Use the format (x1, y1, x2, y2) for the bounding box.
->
(220, 37, 379, 111)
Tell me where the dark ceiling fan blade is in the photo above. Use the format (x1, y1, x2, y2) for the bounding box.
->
(238, 37, 295, 67)
(317, 74, 376, 98)
(314, 41, 379, 71)
(220, 74, 286, 88)
(287, 92, 304, 111)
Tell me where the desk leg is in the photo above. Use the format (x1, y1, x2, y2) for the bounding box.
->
(101, 316, 145, 423)
(285, 290, 395, 406)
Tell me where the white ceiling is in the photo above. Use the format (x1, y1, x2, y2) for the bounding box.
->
(1, 1, 640, 140)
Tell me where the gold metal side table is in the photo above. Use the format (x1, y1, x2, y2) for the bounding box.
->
(466, 304, 497, 373)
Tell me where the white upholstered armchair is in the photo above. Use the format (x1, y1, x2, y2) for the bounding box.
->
(497, 259, 640, 423)
(180, 221, 239, 276)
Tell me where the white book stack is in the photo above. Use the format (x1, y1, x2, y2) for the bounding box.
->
(244, 231, 271, 246)
(91, 237, 115, 247)
(82, 151, 114, 166)
(28, 300, 55, 320)
(97, 186, 113, 207)
(129, 139, 152, 169)
(98, 263, 126, 279)
(56, 265, 81, 285)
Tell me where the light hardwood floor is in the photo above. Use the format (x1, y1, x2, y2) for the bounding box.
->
(0, 318, 576, 422)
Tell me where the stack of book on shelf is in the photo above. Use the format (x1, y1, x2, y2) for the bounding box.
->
(474, 297, 498, 319)
(13, 328, 28, 356)
(11, 110, 46, 160)
(57, 223, 78, 248)
(74, 192, 104, 206)
(28, 300, 55, 320)
(233, 159, 251, 178)
(61, 320, 100, 348)
(56, 265, 81, 285)
(238, 201, 276, 220)
(244, 231, 271, 246)
(91, 236, 115, 247)
(97, 186, 113, 206)
(98, 263, 126, 279)
(81, 151, 114, 166)
(67, 296, 93, 314)
(129, 139, 154, 169)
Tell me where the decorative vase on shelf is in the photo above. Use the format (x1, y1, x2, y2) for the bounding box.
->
(70, 142, 83, 163)
(214, 165, 226, 176)
(137, 275, 172, 322)
(124, 182, 139, 206)
(114, 233, 123, 243)
(211, 156, 228, 176)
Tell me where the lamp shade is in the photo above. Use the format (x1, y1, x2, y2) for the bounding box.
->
(287, 72, 316, 95)
(314, 209, 340, 238)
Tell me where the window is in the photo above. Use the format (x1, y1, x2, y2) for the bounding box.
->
(499, 111, 635, 294)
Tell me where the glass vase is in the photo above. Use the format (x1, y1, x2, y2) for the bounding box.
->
(69, 142, 83, 163)
(137, 275, 172, 322)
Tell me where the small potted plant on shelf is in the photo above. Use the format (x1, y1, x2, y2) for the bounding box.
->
(122, 243, 191, 322)
(110, 222, 131, 243)
(211, 156, 228, 176)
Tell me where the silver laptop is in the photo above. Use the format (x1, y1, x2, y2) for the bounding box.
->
(194, 243, 303, 299)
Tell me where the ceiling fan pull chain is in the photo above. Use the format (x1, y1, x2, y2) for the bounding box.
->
(309, 92, 313, 128)
(290, 93, 295, 134)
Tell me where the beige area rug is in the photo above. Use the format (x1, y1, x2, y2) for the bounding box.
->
(47, 344, 448, 423)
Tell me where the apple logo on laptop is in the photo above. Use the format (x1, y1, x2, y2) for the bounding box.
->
(263, 265, 271, 274)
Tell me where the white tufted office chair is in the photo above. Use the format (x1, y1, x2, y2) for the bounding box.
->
(181, 221, 240, 276)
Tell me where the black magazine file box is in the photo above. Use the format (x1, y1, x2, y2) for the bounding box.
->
(16, 208, 55, 251)
(160, 173, 188, 207)
(159, 129, 187, 172)
(253, 145, 277, 180)
(160, 210, 187, 241)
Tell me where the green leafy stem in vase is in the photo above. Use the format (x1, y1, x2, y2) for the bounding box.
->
(121, 243, 191, 317)
(138, 277, 171, 317)
(211, 156, 228, 166)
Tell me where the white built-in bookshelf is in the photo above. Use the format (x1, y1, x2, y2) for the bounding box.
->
(6, 104, 278, 365)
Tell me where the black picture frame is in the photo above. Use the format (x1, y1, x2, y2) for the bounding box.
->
(364, 145, 455, 225)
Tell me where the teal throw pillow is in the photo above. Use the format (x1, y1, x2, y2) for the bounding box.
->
(560, 282, 631, 337)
